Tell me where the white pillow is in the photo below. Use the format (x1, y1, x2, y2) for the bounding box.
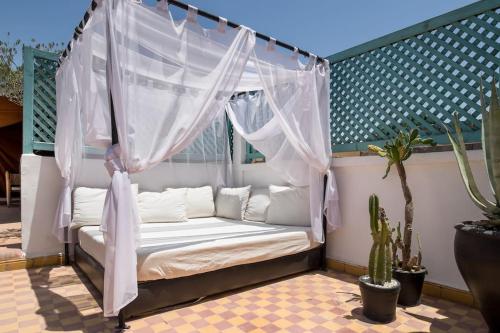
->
(215, 186, 251, 220)
(166, 186, 215, 218)
(266, 185, 310, 227)
(244, 187, 270, 222)
(138, 189, 187, 223)
(72, 184, 139, 225)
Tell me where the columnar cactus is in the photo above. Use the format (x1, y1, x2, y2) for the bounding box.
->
(368, 194, 392, 285)
(445, 79, 500, 224)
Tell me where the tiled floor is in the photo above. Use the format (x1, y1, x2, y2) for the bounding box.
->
(0, 266, 487, 333)
(0, 202, 23, 261)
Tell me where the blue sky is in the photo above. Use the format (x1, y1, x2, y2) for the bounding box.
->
(1, 0, 476, 60)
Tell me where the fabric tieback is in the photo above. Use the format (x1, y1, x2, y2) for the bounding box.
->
(101, 144, 140, 317)
(324, 169, 341, 232)
(267, 38, 276, 52)
(218, 17, 227, 33)
(187, 5, 198, 23)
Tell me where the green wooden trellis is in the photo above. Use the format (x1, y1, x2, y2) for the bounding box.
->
(23, 47, 59, 154)
(328, 0, 499, 152)
(22, 0, 499, 157)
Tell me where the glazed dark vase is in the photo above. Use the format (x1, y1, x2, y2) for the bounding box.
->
(454, 222, 500, 332)
(392, 267, 427, 306)
(359, 275, 400, 323)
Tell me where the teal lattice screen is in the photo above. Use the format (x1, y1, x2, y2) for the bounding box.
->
(328, 0, 499, 152)
(23, 47, 59, 153)
(23, 1, 499, 156)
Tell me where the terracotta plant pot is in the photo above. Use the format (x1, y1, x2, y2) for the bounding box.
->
(359, 275, 400, 323)
(454, 222, 500, 332)
(392, 267, 427, 306)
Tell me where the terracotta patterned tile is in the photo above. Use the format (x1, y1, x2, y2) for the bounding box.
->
(0, 266, 490, 332)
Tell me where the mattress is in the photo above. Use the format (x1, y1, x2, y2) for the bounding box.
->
(78, 217, 319, 282)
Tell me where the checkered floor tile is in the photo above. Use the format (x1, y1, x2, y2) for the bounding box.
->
(0, 266, 487, 332)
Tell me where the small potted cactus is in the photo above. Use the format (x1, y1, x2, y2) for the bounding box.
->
(444, 79, 500, 332)
(369, 129, 435, 306)
(359, 194, 400, 323)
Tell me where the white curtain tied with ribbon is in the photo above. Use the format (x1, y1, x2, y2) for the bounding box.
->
(54, 0, 341, 317)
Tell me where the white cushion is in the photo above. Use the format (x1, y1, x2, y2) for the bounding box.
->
(266, 185, 310, 227)
(166, 186, 215, 218)
(244, 188, 270, 222)
(138, 189, 187, 223)
(215, 186, 251, 220)
(72, 184, 138, 225)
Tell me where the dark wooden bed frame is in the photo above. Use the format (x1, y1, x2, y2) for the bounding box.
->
(69, 187, 328, 328)
(71, 216, 326, 328)
(73, 242, 325, 327)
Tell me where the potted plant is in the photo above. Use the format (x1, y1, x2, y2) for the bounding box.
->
(368, 129, 436, 306)
(444, 79, 500, 332)
(359, 194, 400, 323)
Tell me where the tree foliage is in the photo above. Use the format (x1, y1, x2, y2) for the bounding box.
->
(0, 33, 63, 105)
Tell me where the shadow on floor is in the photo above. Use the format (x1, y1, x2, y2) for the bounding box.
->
(0, 204, 23, 260)
(402, 307, 486, 333)
(330, 271, 487, 332)
(27, 266, 116, 332)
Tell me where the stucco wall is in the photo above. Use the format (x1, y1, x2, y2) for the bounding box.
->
(21, 149, 490, 291)
(328, 150, 490, 290)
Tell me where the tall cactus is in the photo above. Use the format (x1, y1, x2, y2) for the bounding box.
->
(369, 129, 435, 271)
(445, 79, 500, 224)
(368, 194, 392, 285)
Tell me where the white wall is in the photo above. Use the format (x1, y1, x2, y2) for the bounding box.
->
(21, 149, 490, 291)
(20, 149, 283, 258)
(329, 150, 490, 290)
(21, 154, 65, 257)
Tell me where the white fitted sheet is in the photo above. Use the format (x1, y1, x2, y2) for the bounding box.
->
(78, 217, 319, 282)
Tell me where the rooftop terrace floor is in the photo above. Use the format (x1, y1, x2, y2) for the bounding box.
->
(0, 266, 487, 333)
(0, 202, 23, 261)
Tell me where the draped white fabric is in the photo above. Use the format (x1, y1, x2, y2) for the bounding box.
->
(100, 144, 140, 315)
(54, 0, 340, 318)
(54, 55, 83, 242)
(54, 2, 111, 242)
(101, 0, 256, 316)
(226, 89, 341, 242)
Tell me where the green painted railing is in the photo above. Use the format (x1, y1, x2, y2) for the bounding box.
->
(327, 0, 499, 152)
(22, 47, 59, 154)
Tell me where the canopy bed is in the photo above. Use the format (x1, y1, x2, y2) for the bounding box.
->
(54, 0, 341, 328)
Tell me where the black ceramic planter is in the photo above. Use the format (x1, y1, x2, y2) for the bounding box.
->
(392, 268, 427, 306)
(455, 222, 500, 332)
(359, 275, 400, 323)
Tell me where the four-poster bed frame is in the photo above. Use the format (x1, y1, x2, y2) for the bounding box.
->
(74, 238, 326, 325)
(61, 0, 331, 328)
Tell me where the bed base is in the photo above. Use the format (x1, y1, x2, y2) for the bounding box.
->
(74, 244, 322, 322)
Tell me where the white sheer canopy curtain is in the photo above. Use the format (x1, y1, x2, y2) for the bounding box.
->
(55, 0, 340, 319)
(251, 55, 341, 238)
(54, 53, 83, 243)
(226, 54, 341, 242)
(102, 0, 255, 316)
(54, 1, 110, 243)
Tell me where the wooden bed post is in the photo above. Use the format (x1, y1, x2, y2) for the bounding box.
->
(320, 174, 328, 271)
(116, 311, 130, 330)
(64, 226, 70, 265)
(110, 91, 128, 330)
